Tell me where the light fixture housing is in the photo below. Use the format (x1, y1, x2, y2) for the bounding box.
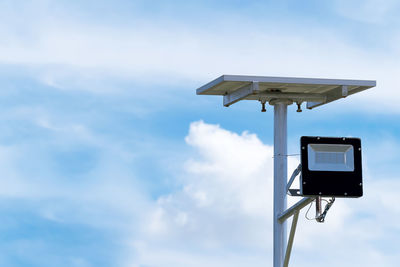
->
(300, 136, 362, 197)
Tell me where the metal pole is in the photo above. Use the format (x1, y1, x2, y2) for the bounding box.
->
(273, 102, 288, 267)
(316, 196, 322, 218)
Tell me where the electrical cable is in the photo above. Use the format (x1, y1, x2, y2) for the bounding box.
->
(305, 200, 315, 220)
(305, 198, 333, 221)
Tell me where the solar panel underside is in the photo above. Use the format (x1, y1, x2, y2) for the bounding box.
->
(196, 75, 376, 109)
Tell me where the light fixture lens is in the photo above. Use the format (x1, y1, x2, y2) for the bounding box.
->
(307, 144, 354, 172)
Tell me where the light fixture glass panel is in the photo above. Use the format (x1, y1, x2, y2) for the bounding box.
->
(308, 144, 354, 171)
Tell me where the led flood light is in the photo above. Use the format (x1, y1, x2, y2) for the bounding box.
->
(300, 136, 362, 197)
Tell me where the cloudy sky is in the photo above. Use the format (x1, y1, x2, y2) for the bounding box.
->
(0, 0, 400, 266)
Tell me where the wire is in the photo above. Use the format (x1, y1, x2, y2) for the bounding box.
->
(272, 153, 300, 158)
(305, 200, 315, 220)
(305, 198, 331, 221)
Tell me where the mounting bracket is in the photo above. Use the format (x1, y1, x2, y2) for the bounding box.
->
(286, 163, 302, 196)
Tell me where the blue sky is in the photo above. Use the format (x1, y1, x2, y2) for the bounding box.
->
(0, 0, 400, 266)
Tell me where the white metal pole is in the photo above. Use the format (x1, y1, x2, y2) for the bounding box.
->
(273, 102, 288, 267)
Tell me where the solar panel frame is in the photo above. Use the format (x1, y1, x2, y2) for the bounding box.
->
(196, 75, 376, 108)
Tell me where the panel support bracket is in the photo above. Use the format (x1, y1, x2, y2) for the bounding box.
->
(223, 81, 259, 107)
(307, 85, 350, 109)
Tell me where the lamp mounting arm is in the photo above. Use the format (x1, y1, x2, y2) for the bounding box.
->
(287, 163, 302, 196)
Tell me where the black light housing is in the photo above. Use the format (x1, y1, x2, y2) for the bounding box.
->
(300, 136, 363, 198)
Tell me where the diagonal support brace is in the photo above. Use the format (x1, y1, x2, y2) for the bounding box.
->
(283, 210, 299, 267)
(278, 197, 315, 267)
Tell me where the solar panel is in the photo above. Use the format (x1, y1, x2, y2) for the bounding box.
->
(196, 75, 376, 108)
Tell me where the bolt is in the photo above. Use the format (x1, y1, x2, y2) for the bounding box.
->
(259, 100, 267, 112)
(319, 192, 322, 195)
(296, 102, 302, 112)
(344, 192, 348, 196)
(261, 101, 266, 112)
(302, 146, 305, 150)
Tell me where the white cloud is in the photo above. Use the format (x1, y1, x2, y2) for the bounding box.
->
(127, 121, 275, 266)
(332, 0, 400, 24)
(0, 20, 374, 80)
(0, 109, 149, 229)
